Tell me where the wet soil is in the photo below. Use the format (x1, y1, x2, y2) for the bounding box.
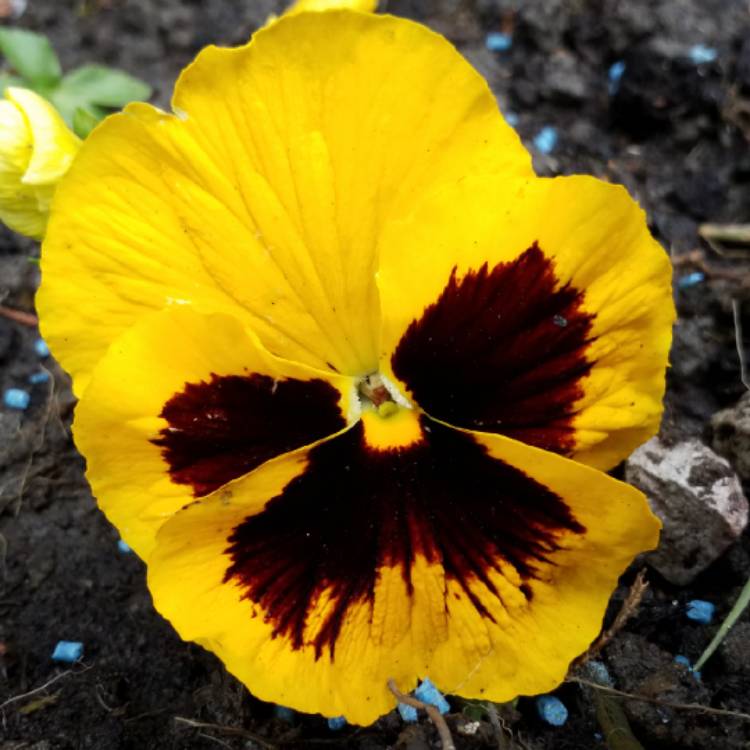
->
(2, 0, 750, 748)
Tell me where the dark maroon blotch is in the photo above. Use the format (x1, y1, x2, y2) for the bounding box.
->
(153, 373, 346, 497)
(391, 243, 596, 454)
(224, 417, 585, 660)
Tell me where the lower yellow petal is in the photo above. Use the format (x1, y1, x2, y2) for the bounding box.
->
(148, 413, 658, 724)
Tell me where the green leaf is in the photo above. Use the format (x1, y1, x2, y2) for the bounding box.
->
(50, 64, 151, 123)
(72, 107, 100, 139)
(0, 28, 62, 88)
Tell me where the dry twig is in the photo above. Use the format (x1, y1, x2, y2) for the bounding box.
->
(0, 304, 38, 327)
(576, 570, 649, 665)
(732, 299, 749, 391)
(569, 677, 750, 722)
(388, 679, 456, 750)
(174, 716, 277, 749)
(0, 665, 91, 712)
(699, 223, 750, 246)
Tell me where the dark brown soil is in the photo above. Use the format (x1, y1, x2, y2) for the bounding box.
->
(2, 1, 750, 748)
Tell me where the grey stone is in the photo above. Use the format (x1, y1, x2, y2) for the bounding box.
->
(710, 392, 750, 480)
(625, 437, 748, 584)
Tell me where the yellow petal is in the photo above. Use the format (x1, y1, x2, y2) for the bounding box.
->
(284, 0, 378, 13)
(378, 174, 674, 471)
(75, 306, 355, 559)
(39, 11, 531, 393)
(148, 411, 658, 724)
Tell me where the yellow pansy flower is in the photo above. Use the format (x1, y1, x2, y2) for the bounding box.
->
(0, 87, 79, 239)
(38, 11, 674, 724)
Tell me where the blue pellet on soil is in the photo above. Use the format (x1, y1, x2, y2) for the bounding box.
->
(272, 705, 295, 722)
(674, 655, 702, 680)
(688, 44, 717, 64)
(608, 60, 626, 94)
(327, 716, 347, 731)
(34, 338, 50, 358)
(52, 640, 83, 663)
(414, 678, 450, 714)
(505, 112, 519, 127)
(686, 599, 715, 624)
(28, 370, 50, 385)
(486, 31, 512, 52)
(533, 126, 558, 154)
(4, 388, 30, 410)
(536, 695, 568, 726)
(117, 539, 132, 553)
(585, 659, 613, 687)
(678, 271, 705, 289)
(397, 702, 418, 723)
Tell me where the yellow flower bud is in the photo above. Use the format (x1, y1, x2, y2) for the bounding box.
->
(0, 87, 79, 239)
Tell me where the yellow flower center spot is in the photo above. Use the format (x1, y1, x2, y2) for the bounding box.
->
(357, 373, 421, 451)
(361, 407, 423, 451)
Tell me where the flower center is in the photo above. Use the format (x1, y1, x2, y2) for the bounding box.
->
(357, 373, 420, 450)
(357, 372, 409, 418)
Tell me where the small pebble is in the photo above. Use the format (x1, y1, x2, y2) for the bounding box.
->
(327, 716, 347, 731)
(486, 31, 512, 52)
(3, 388, 30, 410)
(273, 705, 295, 722)
(608, 60, 626, 95)
(458, 720, 481, 736)
(553, 314, 568, 328)
(686, 599, 715, 624)
(414, 678, 450, 714)
(28, 370, 50, 385)
(51, 640, 83, 663)
(117, 539, 132, 553)
(677, 271, 705, 289)
(536, 695, 568, 727)
(688, 44, 718, 65)
(533, 126, 558, 154)
(34, 338, 50, 358)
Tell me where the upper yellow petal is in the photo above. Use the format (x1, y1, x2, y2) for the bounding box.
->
(39, 10, 531, 393)
(284, 0, 378, 13)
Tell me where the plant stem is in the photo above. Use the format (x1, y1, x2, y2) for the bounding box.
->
(694, 574, 750, 672)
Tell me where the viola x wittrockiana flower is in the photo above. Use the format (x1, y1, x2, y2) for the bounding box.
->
(0, 87, 78, 238)
(38, 11, 674, 724)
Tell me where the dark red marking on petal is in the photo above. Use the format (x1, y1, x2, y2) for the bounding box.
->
(224, 417, 584, 660)
(152, 374, 346, 497)
(391, 243, 596, 454)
